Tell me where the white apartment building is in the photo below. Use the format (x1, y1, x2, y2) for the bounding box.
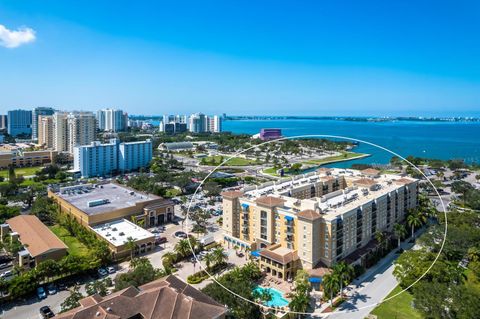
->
(97, 108, 128, 132)
(74, 138, 152, 178)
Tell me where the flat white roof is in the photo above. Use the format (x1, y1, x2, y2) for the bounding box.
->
(56, 183, 159, 216)
(90, 219, 154, 247)
(241, 168, 416, 221)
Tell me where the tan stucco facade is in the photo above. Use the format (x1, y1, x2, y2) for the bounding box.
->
(222, 170, 419, 279)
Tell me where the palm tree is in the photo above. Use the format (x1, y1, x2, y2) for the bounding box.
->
(374, 231, 387, 252)
(407, 210, 427, 239)
(125, 237, 137, 263)
(288, 292, 310, 318)
(211, 247, 228, 266)
(174, 239, 192, 258)
(322, 273, 340, 308)
(162, 252, 177, 268)
(393, 223, 407, 248)
(436, 170, 444, 180)
(188, 236, 201, 253)
(333, 262, 354, 297)
(203, 252, 216, 271)
(245, 246, 251, 260)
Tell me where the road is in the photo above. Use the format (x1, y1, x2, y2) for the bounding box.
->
(325, 256, 398, 319)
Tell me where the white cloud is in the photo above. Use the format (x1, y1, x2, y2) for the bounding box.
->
(0, 24, 36, 48)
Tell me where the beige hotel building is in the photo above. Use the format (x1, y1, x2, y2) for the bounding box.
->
(222, 168, 418, 280)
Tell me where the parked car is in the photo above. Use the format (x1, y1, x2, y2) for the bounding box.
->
(57, 282, 66, 291)
(97, 268, 108, 277)
(107, 266, 116, 274)
(155, 237, 167, 245)
(39, 305, 54, 318)
(37, 287, 47, 299)
(0, 270, 13, 279)
(0, 263, 10, 270)
(47, 283, 57, 295)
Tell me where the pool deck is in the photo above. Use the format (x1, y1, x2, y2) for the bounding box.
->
(255, 285, 289, 308)
(259, 275, 293, 297)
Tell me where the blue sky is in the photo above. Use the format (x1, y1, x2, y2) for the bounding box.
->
(0, 0, 479, 116)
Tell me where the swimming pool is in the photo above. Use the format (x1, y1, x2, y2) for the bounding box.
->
(253, 286, 289, 307)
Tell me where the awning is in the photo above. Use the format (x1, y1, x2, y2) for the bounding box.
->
(251, 250, 261, 257)
(284, 215, 294, 222)
(241, 203, 250, 210)
(309, 277, 322, 283)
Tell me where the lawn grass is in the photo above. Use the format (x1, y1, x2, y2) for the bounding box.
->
(263, 152, 369, 176)
(50, 224, 90, 257)
(201, 155, 258, 166)
(165, 188, 182, 197)
(263, 167, 278, 175)
(0, 165, 43, 178)
(370, 285, 422, 319)
(303, 151, 369, 165)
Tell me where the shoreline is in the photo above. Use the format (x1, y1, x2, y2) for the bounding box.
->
(263, 152, 371, 177)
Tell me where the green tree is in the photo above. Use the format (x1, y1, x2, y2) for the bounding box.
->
(125, 236, 137, 263)
(374, 231, 387, 252)
(406, 210, 426, 239)
(202, 263, 262, 319)
(202, 181, 222, 197)
(467, 247, 480, 262)
(393, 223, 407, 248)
(288, 269, 311, 317)
(211, 246, 227, 267)
(31, 197, 57, 225)
(162, 252, 177, 270)
(8, 164, 16, 182)
(174, 239, 192, 258)
(333, 262, 354, 297)
(322, 273, 340, 307)
(61, 285, 83, 312)
(203, 252, 215, 270)
(115, 258, 162, 291)
(36, 259, 60, 282)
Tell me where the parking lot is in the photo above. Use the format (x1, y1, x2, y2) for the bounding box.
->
(1, 195, 224, 319)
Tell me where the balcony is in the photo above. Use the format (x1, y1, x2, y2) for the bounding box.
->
(285, 235, 294, 242)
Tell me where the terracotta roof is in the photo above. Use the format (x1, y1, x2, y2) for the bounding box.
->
(297, 209, 322, 221)
(317, 167, 332, 173)
(6, 215, 67, 258)
(394, 178, 415, 185)
(361, 168, 380, 176)
(259, 249, 299, 265)
(55, 275, 226, 319)
(221, 190, 243, 199)
(255, 196, 285, 207)
(307, 266, 332, 278)
(353, 178, 377, 186)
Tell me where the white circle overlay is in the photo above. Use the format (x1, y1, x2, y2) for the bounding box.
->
(184, 135, 448, 317)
